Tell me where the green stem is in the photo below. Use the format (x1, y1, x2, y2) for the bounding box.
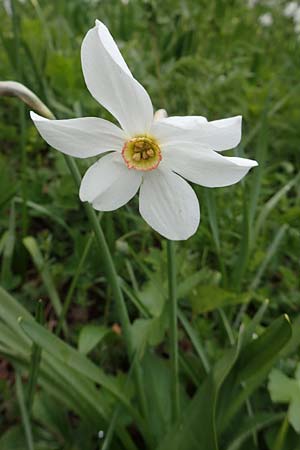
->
(167, 240, 180, 422)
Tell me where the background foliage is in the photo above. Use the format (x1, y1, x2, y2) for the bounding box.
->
(0, 0, 299, 449)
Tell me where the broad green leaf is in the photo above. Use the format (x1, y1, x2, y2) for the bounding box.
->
(131, 313, 167, 355)
(218, 315, 292, 433)
(141, 352, 172, 444)
(138, 276, 165, 317)
(0, 323, 134, 449)
(227, 413, 284, 450)
(288, 396, 300, 434)
(19, 318, 142, 427)
(33, 391, 72, 442)
(0, 286, 32, 339)
(268, 365, 300, 434)
(190, 285, 252, 314)
(157, 343, 240, 450)
(0, 426, 31, 450)
(235, 315, 292, 381)
(0, 287, 109, 422)
(268, 369, 296, 403)
(177, 271, 209, 299)
(280, 314, 300, 358)
(78, 324, 110, 355)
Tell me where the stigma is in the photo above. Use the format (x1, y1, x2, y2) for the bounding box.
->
(122, 136, 162, 171)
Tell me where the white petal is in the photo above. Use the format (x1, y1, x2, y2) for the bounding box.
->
(202, 116, 242, 151)
(153, 115, 242, 151)
(79, 153, 142, 211)
(163, 145, 258, 187)
(30, 111, 125, 158)
(139, 168, 200, 240)
(150, 120, 208, 148)
(81, 21, 153, 136)
(158, 115, 207, 128)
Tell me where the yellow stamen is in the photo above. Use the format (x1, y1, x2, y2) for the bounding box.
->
(132, 153, 141, 161)
(122, 136, 162, 171)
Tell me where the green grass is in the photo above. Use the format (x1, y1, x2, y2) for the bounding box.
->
(0, 0, 300, 449)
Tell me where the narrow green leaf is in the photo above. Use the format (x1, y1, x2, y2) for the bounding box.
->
(56, 232, 94, 335)
(1, 201, 16, 286)
(0, 289, 134, 448)
(19, 318, 143, 428)
(27, 299, 44, 412)
(178, 309, 210, 374)
(249, 225, 288, 291)
(253, 173, 300, 243)
(23, 237, 65, 323)
(15, 372, 35, 450)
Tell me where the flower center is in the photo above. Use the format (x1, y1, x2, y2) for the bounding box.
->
(122, 136, 162, 171)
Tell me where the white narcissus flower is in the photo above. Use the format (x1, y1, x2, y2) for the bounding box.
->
(30, 20, 258, 241)
(258, 13, 273, 27)
(283, 1, 299, 18)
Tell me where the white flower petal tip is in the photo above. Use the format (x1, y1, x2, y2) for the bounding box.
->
(152, 115, 242, 152)
(195, 115, 243, 151)
(163, 145, 258, 188)
(139, 169, 200, 241)
(79, 153, 142, 211)
(154, 109, 168, 121)
(81, 21, 153, 136)
(30, 111, 125, 158)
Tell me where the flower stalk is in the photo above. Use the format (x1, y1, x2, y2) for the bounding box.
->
(167, 240, 180, 422)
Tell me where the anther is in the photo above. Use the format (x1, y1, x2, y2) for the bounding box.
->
(132, 153, 141, 161)
(121, 135, 162, 171)
(135, 142, 144, 149)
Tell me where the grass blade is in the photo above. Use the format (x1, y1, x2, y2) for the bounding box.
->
(23, 236, 67, 333)
(15, 372, 35, 450)
(56, 232, 94, 335)
(27, 299, 44, 413)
